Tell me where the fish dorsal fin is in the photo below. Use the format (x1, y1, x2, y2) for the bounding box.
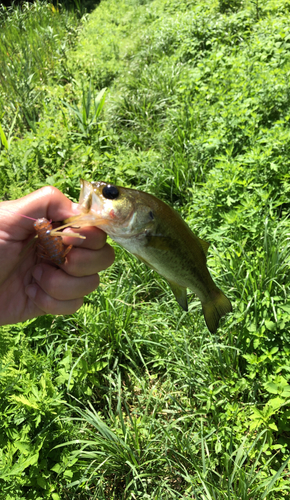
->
(168, 282, 188, 311)
(197, 237, 210, 257)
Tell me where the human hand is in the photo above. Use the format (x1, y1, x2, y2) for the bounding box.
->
(0, 186, 115, 325)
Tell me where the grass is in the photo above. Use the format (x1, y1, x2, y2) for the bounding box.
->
(1, 0, 290, 498)
(0, 1, 83, 134)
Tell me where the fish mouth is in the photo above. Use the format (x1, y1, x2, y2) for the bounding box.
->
(64, 196, 136, 232)
(63, 211, 110, 228)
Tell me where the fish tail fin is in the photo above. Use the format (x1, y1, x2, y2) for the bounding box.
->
(202, 289, 232, 333)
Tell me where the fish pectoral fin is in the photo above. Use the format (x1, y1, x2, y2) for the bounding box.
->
(79, 179, 93, 211)
(135, 254, 153, 268)
(197, 237, 210, 257)
(146, 234, 172, 251)
(168, 282, 188, 311)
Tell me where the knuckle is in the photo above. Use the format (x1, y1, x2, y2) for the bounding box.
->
(70, 298, 84, 314)
(35, 290, 56, 314)
(87, 274, 100, 292)
(107, 244, 115, 265)
(41, 185, 60, 199)
(98, 244, 115, 271)
(38, 292, 83, 316)
(97, 230, 107, 247)
(42, 269, 63, 298)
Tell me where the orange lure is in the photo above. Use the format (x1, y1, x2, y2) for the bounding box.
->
(19, 216, 85, 265)
(34, 218, 73, 265)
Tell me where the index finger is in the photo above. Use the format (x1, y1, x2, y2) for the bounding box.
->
(0, 187, 77, 239)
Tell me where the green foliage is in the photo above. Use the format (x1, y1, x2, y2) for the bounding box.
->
(219, 0, 244, 13)
(62, 85, 107, 144)
(0, 1, 82, 133)
(0, 110, 19, 151)
(1, 0, 290, 497)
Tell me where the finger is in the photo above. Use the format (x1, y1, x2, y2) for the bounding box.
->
(63, 243, 115, 277)
(25, 283, 84, 316)
(61, 226, 107, 250)
(31, 264, 100, 300)
(3, 187, 73, 228)
(1, 187, 76, 240)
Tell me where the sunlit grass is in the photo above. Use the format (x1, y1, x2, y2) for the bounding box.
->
(0, 0, 81, 132)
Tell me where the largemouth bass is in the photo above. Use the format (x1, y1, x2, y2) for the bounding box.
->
(65, 180, 232, 333)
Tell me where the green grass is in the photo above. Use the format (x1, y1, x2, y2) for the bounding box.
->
(1, 0, 290, 498)
(0, 1, 81, 133)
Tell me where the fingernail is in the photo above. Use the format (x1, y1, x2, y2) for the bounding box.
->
(26, 285, 37, 300)
(32, 266, 43, 282)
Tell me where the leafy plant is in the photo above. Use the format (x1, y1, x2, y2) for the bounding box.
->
(62, 85, 106, 144)
(0, 110, 18, 151)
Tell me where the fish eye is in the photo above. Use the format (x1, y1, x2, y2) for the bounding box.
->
(149, 211, 154, 220)
(102, 185, 119, 200)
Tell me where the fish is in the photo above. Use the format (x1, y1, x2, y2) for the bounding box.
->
(64, 179, 232, 333)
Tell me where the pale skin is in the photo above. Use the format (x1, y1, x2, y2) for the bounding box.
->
(0, 186, 115, 325)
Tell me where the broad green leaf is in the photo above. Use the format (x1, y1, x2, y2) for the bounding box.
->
(264, 383, 280, 394)
(51, 463, 62, 473)
(265, 320, 276, 331)
(52, 494, 61, 500)
(14, 441, 32, 455)
(278, 304, 290, 314)
(37, 476, 47, 489)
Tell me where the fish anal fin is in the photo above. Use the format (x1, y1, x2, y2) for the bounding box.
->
(133, 255, 188, 311)
(168, 282, 188, 311)
(197, 237, 210, 257)
(202, 289, 232, 333)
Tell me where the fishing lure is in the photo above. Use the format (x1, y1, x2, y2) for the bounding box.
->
(17, 214, 85, 265)
(34, 218, 74, 265)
